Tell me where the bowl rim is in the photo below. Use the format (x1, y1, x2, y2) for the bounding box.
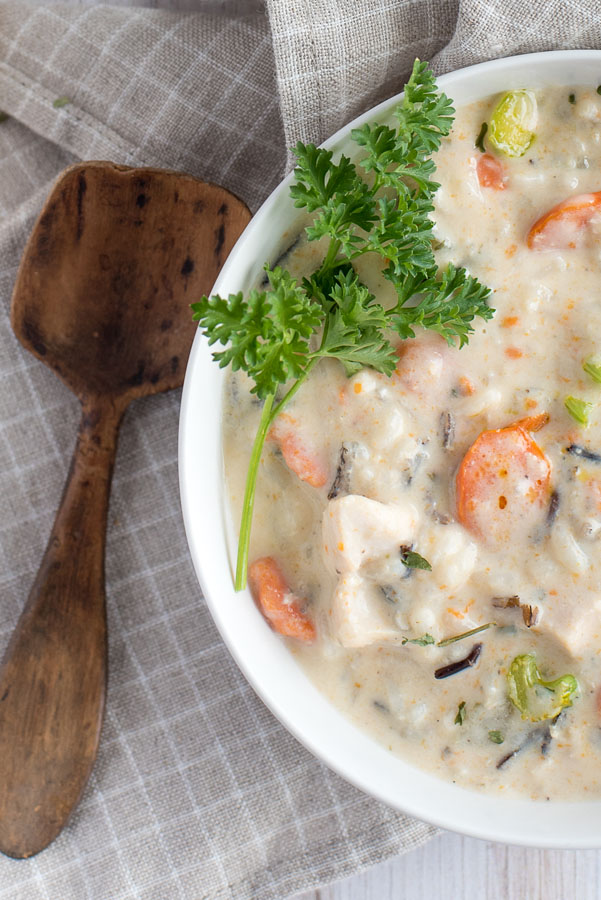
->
(180, 49, 601, 849)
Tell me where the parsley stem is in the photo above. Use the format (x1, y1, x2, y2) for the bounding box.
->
(235, 357, 321, 591)
(319, 238, 342, 275)
(234, 392, 274, 591)
(270, 358, 320, 421)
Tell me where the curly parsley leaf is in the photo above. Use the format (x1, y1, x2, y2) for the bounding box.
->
(290, 145, 359, 211)
(390, 263, 493, 346)
(191, 266, 321, 398)
(316, 271, 398, 376)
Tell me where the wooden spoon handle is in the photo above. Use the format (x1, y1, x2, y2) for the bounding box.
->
(0, 397, 123, 858)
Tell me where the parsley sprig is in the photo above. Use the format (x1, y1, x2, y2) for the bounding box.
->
(192, 59, 494, 591)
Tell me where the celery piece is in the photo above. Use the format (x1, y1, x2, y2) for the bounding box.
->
(564, 396, 593, 427)
(507, 654, 578, 722)
(583, 356, 601, 384)
(488, 90, 537, 157)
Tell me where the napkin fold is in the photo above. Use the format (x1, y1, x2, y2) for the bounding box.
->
(267, 0, 601, 153)
(0, 2, 600, 899)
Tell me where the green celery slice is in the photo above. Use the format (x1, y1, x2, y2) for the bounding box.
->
(488, 90, 537, 158)
(507, 654, 578, 722)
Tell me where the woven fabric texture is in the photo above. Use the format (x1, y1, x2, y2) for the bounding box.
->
(0, 1, 600, 898)
(266, 0, 601, 153)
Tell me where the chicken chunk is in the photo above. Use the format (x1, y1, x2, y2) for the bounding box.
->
(535, 592, 601, 657)
(322, 494, 419, 575)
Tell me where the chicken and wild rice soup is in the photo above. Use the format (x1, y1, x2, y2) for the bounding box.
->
(219, 78, 601, 801)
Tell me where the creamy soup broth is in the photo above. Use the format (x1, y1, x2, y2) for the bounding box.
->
(223, 86, 601, 800)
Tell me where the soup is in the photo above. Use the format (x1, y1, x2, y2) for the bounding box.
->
(223, 84, 601, 801)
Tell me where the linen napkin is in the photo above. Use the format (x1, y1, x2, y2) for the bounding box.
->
(0, 3, 600, 899)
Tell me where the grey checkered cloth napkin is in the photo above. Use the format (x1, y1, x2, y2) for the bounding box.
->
(0, 1, 600, 898)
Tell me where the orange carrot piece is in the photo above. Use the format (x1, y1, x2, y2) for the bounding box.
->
(248, 557, 316, 642)
(458, 376, 475, 396)
(269, 413, 328, 488)
(527, 191, 601, 250)
(514, 411, 549, 433)
(456, 422, 551, 543)
(476, 153, 507, 190)
(505, 347, 523, 359)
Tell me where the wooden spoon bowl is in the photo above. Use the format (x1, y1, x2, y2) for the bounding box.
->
(0, 162, 250, 858)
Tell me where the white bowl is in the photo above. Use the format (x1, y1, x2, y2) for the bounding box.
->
(179, 50, 601, 848)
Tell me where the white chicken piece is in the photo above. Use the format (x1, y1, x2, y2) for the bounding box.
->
(540, 603, 601, 656)
(322, 494, 419, 647)
(330, 573, 399, 648)
(322, 494, 419, 575)
(527, 534, 601, 657)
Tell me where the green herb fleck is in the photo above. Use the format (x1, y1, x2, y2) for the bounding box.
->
(53, 97, 71, 109)
(564, 396, 593, 427)
(192, 59, 493, 591)
(583, 356, 601, 384)
(400, 546, 432, 571)
(568, 93, 576, 105)
(475, 121, 488, 152)
(0, 111, 8, 123)
(597, 85, 601, 96)
(488, 730, 504, 744)
(437, 622, 496, 647)
(401, 633, 436, 646)
(507, 653, 578, 722)
(454, 701, 466, 725)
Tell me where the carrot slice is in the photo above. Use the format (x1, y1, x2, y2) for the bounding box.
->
(476, 153, 507, 190)
(456, 422, 551, 544)
(248, 557, 316, 642)
(527, 191, 601, 250)
(268, 413, 328, 488)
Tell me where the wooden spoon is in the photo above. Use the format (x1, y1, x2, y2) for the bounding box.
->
(0, 162, 250, 858)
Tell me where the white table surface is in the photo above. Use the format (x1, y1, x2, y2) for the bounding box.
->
(39, 1, 601, 897)
(293, 832, 601, 900)
(295, 833, 601, 900)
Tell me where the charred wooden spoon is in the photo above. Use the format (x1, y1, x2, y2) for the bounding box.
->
(0, 162, 250, 858)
